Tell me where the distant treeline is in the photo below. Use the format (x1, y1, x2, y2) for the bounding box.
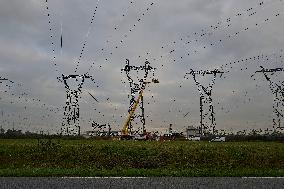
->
(202, 132, 284, 142)
(0, 129, 83, 140)
(0, 128, 284, 141)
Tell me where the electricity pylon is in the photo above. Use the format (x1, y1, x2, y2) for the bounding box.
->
(252, 66, 284, 130)
(121, 59, 156, 135)
(185, 69, 224, 135)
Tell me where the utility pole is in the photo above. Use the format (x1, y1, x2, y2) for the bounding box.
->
(0, 110, 3, 134)
(169, 124, 173, 134)
(92, 121, 111, 136)
(200, 96, 203, 135)
(108, 123, 111, 137)
(185, 69, 224, 135)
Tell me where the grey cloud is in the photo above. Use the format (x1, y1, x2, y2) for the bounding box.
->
(0, 0, 284, 134)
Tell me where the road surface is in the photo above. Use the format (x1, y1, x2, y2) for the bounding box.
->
(0, 177, 284, 189)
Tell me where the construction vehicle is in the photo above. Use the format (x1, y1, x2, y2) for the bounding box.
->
(121, 78, 159, 140)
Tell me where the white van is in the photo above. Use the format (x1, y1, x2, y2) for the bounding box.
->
(210, 136, 225, 142)
(133, 134, 147, 141)
(188, 136, 201, 141)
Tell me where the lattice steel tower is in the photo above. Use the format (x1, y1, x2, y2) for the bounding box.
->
(185, 69, 224, 135)
(252, 66, 284, 130)
(121, 59, 156, 135)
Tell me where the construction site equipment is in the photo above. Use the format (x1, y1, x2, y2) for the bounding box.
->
(121, 78, 159, 140)
(160, 132, 184, 141)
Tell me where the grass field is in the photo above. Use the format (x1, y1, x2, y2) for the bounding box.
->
(0, 139, 284, 177)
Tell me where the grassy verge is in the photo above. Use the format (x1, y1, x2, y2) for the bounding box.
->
(0, 139, 283, 177)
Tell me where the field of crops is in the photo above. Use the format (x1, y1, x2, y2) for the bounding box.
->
(0, 139, 284, 177)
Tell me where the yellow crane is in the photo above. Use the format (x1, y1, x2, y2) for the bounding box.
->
(121, 78, 159, 139)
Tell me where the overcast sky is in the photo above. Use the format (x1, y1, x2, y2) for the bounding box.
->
(0, 0, 284, 134)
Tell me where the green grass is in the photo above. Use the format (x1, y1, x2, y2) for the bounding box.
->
(0, 139, 283, 177)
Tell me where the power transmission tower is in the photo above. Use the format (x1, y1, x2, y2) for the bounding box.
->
(121, 59, 156, 135)
(185, 69, 224, 135)
(252, 66, 284, 130)
(60, 74, 96, 136)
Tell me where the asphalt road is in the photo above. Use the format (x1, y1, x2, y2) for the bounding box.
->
(0, 177, 284, 189)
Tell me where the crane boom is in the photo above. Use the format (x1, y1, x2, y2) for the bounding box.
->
(121, 88, 145, 136)
(121, 79, 159, 139)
